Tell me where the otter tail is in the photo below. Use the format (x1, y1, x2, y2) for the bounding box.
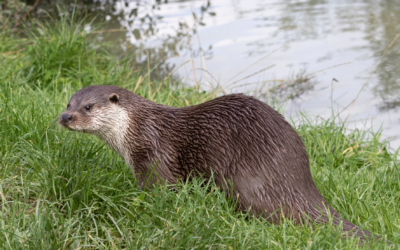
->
(307, 204, 375, 241)
(341, 217, 372, 239)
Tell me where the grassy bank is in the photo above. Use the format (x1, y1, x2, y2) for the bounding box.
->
(0, 17, 399, 249)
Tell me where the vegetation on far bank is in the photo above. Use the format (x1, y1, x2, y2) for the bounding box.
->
(0, 15, 399, 249)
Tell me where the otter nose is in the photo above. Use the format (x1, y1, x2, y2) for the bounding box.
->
(61, 113, 74, 123)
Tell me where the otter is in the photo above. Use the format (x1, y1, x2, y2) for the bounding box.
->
(59, 85, 373, 239)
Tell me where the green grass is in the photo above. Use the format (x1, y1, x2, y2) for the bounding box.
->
(0, 16, 399, 249)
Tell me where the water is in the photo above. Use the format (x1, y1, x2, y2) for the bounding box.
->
(41, 0, 400, 149)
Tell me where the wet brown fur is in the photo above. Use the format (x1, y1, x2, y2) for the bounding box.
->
(60, 85, 372, 240)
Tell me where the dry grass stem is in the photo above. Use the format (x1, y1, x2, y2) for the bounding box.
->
(163, 59, 192, 83)
(227, 64, 276, 87)
(147, 51, 151, 96)
(184, 22, 198, 89)
(225, 44, 285, 85)
(134, 75, 143, 93)
(91, 29, 128, 34)
(194, 68, 219, 86)
(343, 35, 399, 125)
(190, 3, 210, 89)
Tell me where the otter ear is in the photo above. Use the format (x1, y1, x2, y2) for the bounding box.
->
(109, 93, 119, 103)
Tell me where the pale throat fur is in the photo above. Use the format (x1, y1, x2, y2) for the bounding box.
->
(92, 104, 132, 169)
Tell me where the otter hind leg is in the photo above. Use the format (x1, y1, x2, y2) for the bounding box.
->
(214, 173, 286, 223)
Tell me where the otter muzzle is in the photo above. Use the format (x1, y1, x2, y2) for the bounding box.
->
(59, 113, 74, 126)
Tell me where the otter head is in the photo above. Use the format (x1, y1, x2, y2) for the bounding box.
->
(59, 86, 131, 155)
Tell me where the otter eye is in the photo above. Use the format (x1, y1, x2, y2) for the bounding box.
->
(84, 104, 91, 111)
